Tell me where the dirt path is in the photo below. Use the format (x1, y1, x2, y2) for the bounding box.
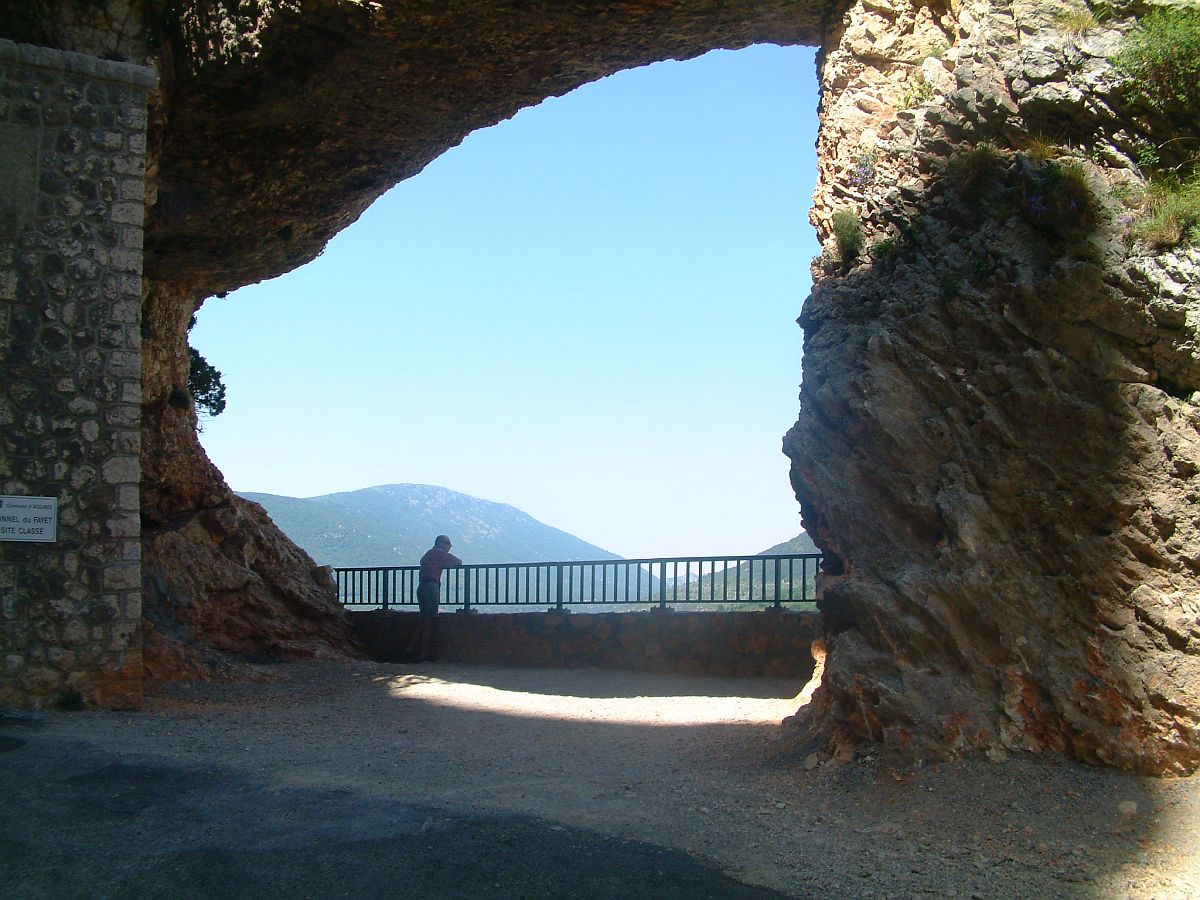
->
(3, 660, 1199, 897)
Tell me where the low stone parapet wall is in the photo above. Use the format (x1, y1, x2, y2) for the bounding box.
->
(349, 609, 818, 680)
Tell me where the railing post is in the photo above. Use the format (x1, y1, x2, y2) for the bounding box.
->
(463, 568, 472, 613)
(555, 563, 564, 611)
(658, 561, 667, 609)
(772, 558, 782, 610)
(381, 569, 390, 611)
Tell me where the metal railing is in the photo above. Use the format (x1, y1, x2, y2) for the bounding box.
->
(335, 553, 822, 612)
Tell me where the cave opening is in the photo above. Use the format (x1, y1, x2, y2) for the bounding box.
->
(187, 43, 822, 565)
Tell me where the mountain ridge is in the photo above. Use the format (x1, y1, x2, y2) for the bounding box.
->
(241, 483, 815, 571)
(240, 483, 622, 568)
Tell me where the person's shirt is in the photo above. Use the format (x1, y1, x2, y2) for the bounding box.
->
(419, 547, 462, 582)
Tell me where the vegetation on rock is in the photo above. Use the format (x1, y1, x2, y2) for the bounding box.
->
(1111, 6, 1200, 116)
(186, 314, 226, 419)
(899, 73, 935, 109)
(1110, 9, 1200, 249)
(1055, 6, 1103, 36)
(848, 149, 878, 191)
(1017, 156, 1101, 239)
(831, 209, 864, 269)
(1134, 173, 1200, 247)
(945, 142, 1003, 202)
(187, 347, 227, 418)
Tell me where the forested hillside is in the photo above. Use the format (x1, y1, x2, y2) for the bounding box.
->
(241, 484, 620, 568)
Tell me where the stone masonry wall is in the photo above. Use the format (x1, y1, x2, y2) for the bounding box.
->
(0, 40, 155, 709)
(350, 610, 819, 681)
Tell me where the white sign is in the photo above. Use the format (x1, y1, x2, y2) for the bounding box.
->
(0, 496, 58, 542)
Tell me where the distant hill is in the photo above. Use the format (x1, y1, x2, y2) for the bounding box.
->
(758, 532, 820, 555)
(672, 532, 822, 607)
(240, 484, 621, 568)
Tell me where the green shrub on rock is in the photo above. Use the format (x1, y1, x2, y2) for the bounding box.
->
(186, 313, 227, 420)
(1055, 6, 1102, 36)
(1134, 174, 1200, 247)
(831, 210, 864, 269)
(945, 142, 1004, 201)
(1111, 7, 1200, 115)
(188, 347, 227, 418)
(1017, 157, 1101, 239)
(872, 236, 900, 261)
(900, 73, 935, 109)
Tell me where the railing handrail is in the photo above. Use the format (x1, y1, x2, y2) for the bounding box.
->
(333, 552, 820, 573)
(334, 552, 823, 612)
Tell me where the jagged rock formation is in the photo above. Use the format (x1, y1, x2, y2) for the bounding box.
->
(786, 0, 1199, 774)
(4, 0, 1197, 773)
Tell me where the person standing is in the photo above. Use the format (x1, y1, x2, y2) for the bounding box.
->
(407, 534, 462, 662)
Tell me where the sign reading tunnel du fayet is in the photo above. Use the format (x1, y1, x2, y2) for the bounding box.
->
(0, 496, 58, 542)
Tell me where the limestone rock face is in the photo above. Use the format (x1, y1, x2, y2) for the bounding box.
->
(138, 281, 361, 675)
(787, 0, 1200, 774)
(142, 492, 359, 678)
(142, 0, 821, 298)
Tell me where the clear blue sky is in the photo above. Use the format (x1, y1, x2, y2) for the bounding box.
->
(190, 43, 821, 560)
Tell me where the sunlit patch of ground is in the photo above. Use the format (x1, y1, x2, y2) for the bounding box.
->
(381, 670, 805, 726)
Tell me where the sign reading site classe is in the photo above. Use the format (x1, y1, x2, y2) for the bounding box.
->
(0, 496, 58, 542)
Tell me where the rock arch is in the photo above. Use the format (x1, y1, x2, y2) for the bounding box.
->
(131, 0, 824, 679)
(5, 0, 1198, 773)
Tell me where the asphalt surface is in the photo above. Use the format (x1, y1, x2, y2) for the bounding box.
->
(0, 712, 796, 899)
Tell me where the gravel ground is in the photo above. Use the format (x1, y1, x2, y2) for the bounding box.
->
(3, 660, 1198, 898)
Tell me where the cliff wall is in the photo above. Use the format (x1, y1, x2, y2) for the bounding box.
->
(787, 0, 1199, 773)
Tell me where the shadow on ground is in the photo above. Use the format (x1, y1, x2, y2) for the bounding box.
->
(0, 715, 796, 899)
(4, 663, 1198, 898)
